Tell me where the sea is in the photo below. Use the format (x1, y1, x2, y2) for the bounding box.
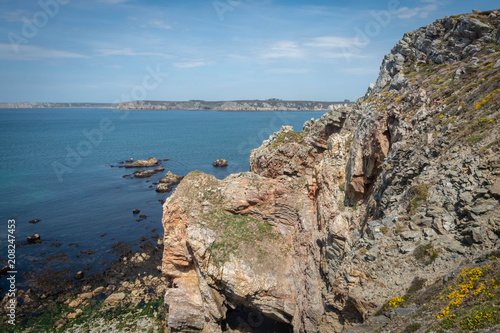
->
(0, 108, 326, 292)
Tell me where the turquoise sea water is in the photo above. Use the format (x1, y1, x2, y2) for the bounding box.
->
(0, 108, 325, 291)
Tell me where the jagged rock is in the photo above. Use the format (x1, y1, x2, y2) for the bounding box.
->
(29, 219, 41, 224)
(124, 157, 158, 168)
(212, 159, 228, 167)
(155, 171, 184, 193)
(159, 9, 500, 333)
(132, 209, 140, 214)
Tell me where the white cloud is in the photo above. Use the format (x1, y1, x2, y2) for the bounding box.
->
(304, 36, 357, 49)
(396, 4, 437, 19)
(173, 61, 208, 68)
(266, 68, 315, 74)
(95, 48, 172, 58)
(0, 43, 87, 60)
(260, 41, 303, 59)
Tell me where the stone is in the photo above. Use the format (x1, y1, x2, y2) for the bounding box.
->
(156, 172, 184, 193)
(104, 292, 126, 304)
(400, 231, 420, 241)
(27, 234, 41, 244)
(133, 209, 140, 214)
(494, 59, 500, 69)
(133, 170, 157, 178)
(74, 271, 84, 280)
(213, 159, 228, 167)
(125, 157, 159, 168)
(29, 219, 41, 224)
(471, 201, 496, 215)
(489, 179, 500, 197)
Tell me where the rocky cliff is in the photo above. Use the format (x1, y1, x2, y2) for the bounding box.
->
(115, 100, 350, 111)
(160, 10, 500, 333)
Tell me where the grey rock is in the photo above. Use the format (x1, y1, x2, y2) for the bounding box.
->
(471, 202, 496, 214)
(400, 231, 420, 241)
(389, 307, 418, 318)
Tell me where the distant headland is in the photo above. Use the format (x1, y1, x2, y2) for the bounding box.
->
(0, 99, 352, 111)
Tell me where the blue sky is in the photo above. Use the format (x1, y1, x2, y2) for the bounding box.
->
(0, 0, 498, 103)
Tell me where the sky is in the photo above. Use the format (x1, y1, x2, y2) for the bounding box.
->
(0, 0, 498, 103)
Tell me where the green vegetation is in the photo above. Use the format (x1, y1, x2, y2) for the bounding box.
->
(205, 210, 281, 266)
(408, 184, 430, 215)
(268, 130, 306, 150)
(413, 243, 438, 266)
(1, 296, 165, 333)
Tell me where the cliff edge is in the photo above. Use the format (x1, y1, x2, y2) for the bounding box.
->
(161, 10, 500, 333)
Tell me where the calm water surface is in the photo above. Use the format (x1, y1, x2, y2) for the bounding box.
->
(0, 108, 325, 290)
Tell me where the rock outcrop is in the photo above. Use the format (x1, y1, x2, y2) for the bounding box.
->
(161, 10, 500, 333)
(155, 172, 184, 193)
(124, 157, 159, 168)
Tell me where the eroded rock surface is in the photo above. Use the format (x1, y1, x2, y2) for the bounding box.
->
(161, 10, 500, 333)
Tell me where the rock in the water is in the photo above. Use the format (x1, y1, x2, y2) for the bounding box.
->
(125, 157, 159, 168)
(29, 219, 41, 224)
(133, 170, 157, 178)
(74, 271, 84, 280)
(156, 171, 184, 193)
(133, 209, 140, 214)
(212, 159, 228, 167)
(0, 265, 9, 275)
(155, 166, 165, 172)
(27, 234, 41, 244)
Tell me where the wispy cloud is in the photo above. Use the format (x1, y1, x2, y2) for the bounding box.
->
(304, 36, 357, 48)
(266, 68, 315, 74)
(0, 10, 27, 22)
(0, 44, 87, 60)
(95, 48, 172, 58)
(173, 61, 209, 68)
(128, 17, 173, 30)
(396, 4, 437, 19)
(260, 41, 303, 59)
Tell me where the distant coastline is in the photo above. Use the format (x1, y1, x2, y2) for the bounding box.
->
(0, 99, 352, 111)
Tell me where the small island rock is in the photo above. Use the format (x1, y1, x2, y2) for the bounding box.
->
(213, 159, 228, 167)
(125, 157, 159, 168)
(27, 234, 41, 244)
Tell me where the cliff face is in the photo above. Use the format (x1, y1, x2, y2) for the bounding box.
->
(161, 10, 500, 333)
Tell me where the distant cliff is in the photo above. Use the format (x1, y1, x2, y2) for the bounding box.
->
(115, 99, 351, 111)
(0, 102, 116, 108)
